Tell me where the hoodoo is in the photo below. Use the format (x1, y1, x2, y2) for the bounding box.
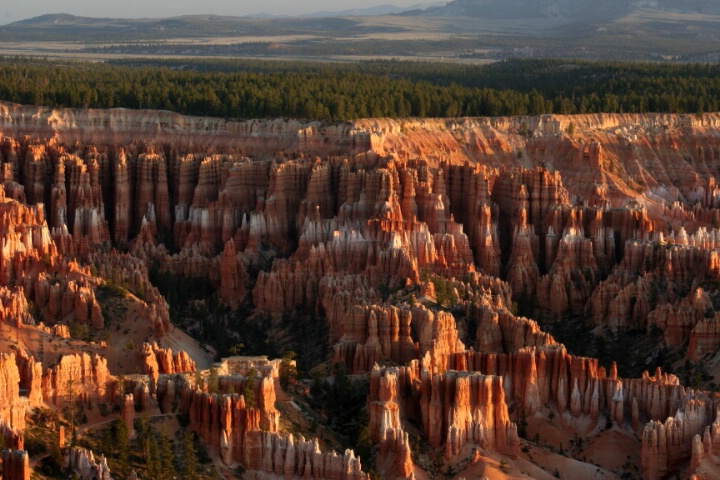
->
(2, 102, 720, 478)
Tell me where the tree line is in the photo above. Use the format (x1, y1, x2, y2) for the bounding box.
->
(0, 57, 718, 121)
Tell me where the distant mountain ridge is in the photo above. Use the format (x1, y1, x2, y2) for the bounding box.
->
(8, 4, 444, 26)
(9, 13, 104, 25)
(12, 1, 720, 27)
(9, 13, 257, 26)
(5, 1, 720, 62)
(404, 0, 720, 19)
(299, 3, 443, 18)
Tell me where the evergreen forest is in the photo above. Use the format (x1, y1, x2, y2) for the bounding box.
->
(0, 57, 718, 120)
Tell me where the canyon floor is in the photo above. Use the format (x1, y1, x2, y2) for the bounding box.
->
(2, 103, 720, 479)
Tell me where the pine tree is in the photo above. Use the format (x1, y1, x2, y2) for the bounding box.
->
(137, 412, 151, 461)
(243, 369, 258, 408)
(159, 427, 176, 480)
(181, 430, 199, 480)
(64, 378, 79, 446)
(208, 367, 219, 394)
(51, 427, 63, 468)
(116, 374, 126, 399)
(100, 427, 114, 459)
(195, 371, 205, 392)
(147, 436, 162, 480)
(114, 419, 130, 475)
(279, 351, 297, 390)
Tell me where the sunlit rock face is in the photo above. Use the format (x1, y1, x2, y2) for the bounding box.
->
(3, 102, 720, 479)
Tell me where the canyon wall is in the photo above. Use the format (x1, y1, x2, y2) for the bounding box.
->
(157, 371, 369, 480)
(3, 104, 720, 478)
(64, 447, 111, 480)
(1, 450, 30, 480)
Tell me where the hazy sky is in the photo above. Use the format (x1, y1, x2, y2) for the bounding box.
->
(1, 1, 431, 24)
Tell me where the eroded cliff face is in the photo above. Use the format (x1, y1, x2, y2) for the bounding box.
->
(369, 362, 519, 462)
(140, 342, 196, 387)
(4, 104, 720, 478)
(41, 353, 113, 407)
(64, 447, 111, 480)
(0, 102, 365, 158)
(2, 450, 30, 480)
(0, 353, 30, 440)
(155, 369, 368, 480)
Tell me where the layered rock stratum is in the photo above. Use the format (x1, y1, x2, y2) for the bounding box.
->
(2, 101, 720, 478)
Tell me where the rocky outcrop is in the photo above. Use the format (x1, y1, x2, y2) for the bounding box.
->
(234, 430, 368, 480)
(171, 370, 368, 479)
(121, 394, 134, 438)
(687, 416, 720, 480)
(1, 450, 30, 480)
(688, 315, 720, 362)
(140, 342, 196, 386)
(0, 354, 29, 433)
(6, 105, 720, 478)
(470, 300, 556, 354)
(447, 346, 686, 426)
(14, 350, 42, 408)
(216, 356, 288, 379)
(90, 252, 170, 336)
(0, 190, 116, 331)
(135, 153, 171, 236)
(218, 239, 248, 308)
(329, 300, 463, 374)
(368, 362, 519, 461)
(31, 272, 104, 328)
(64, 447, 111, 480)
(0, 102, 362, 158)
(0, 287, 34, 327)
(536, 213, 602, 317)
(113, 150, 132, 245)
(506, 208, 540, 298)
(587, 226, 720, 331)
(41, 353, 113, 407)
(641, 393, 719, 480)
(184, 370, 279, 437)
(365, 367, 414, 479)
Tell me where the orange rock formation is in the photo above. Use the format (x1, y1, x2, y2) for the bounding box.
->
(1, 450, 30, 480)
(3, 104, 720, 478)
